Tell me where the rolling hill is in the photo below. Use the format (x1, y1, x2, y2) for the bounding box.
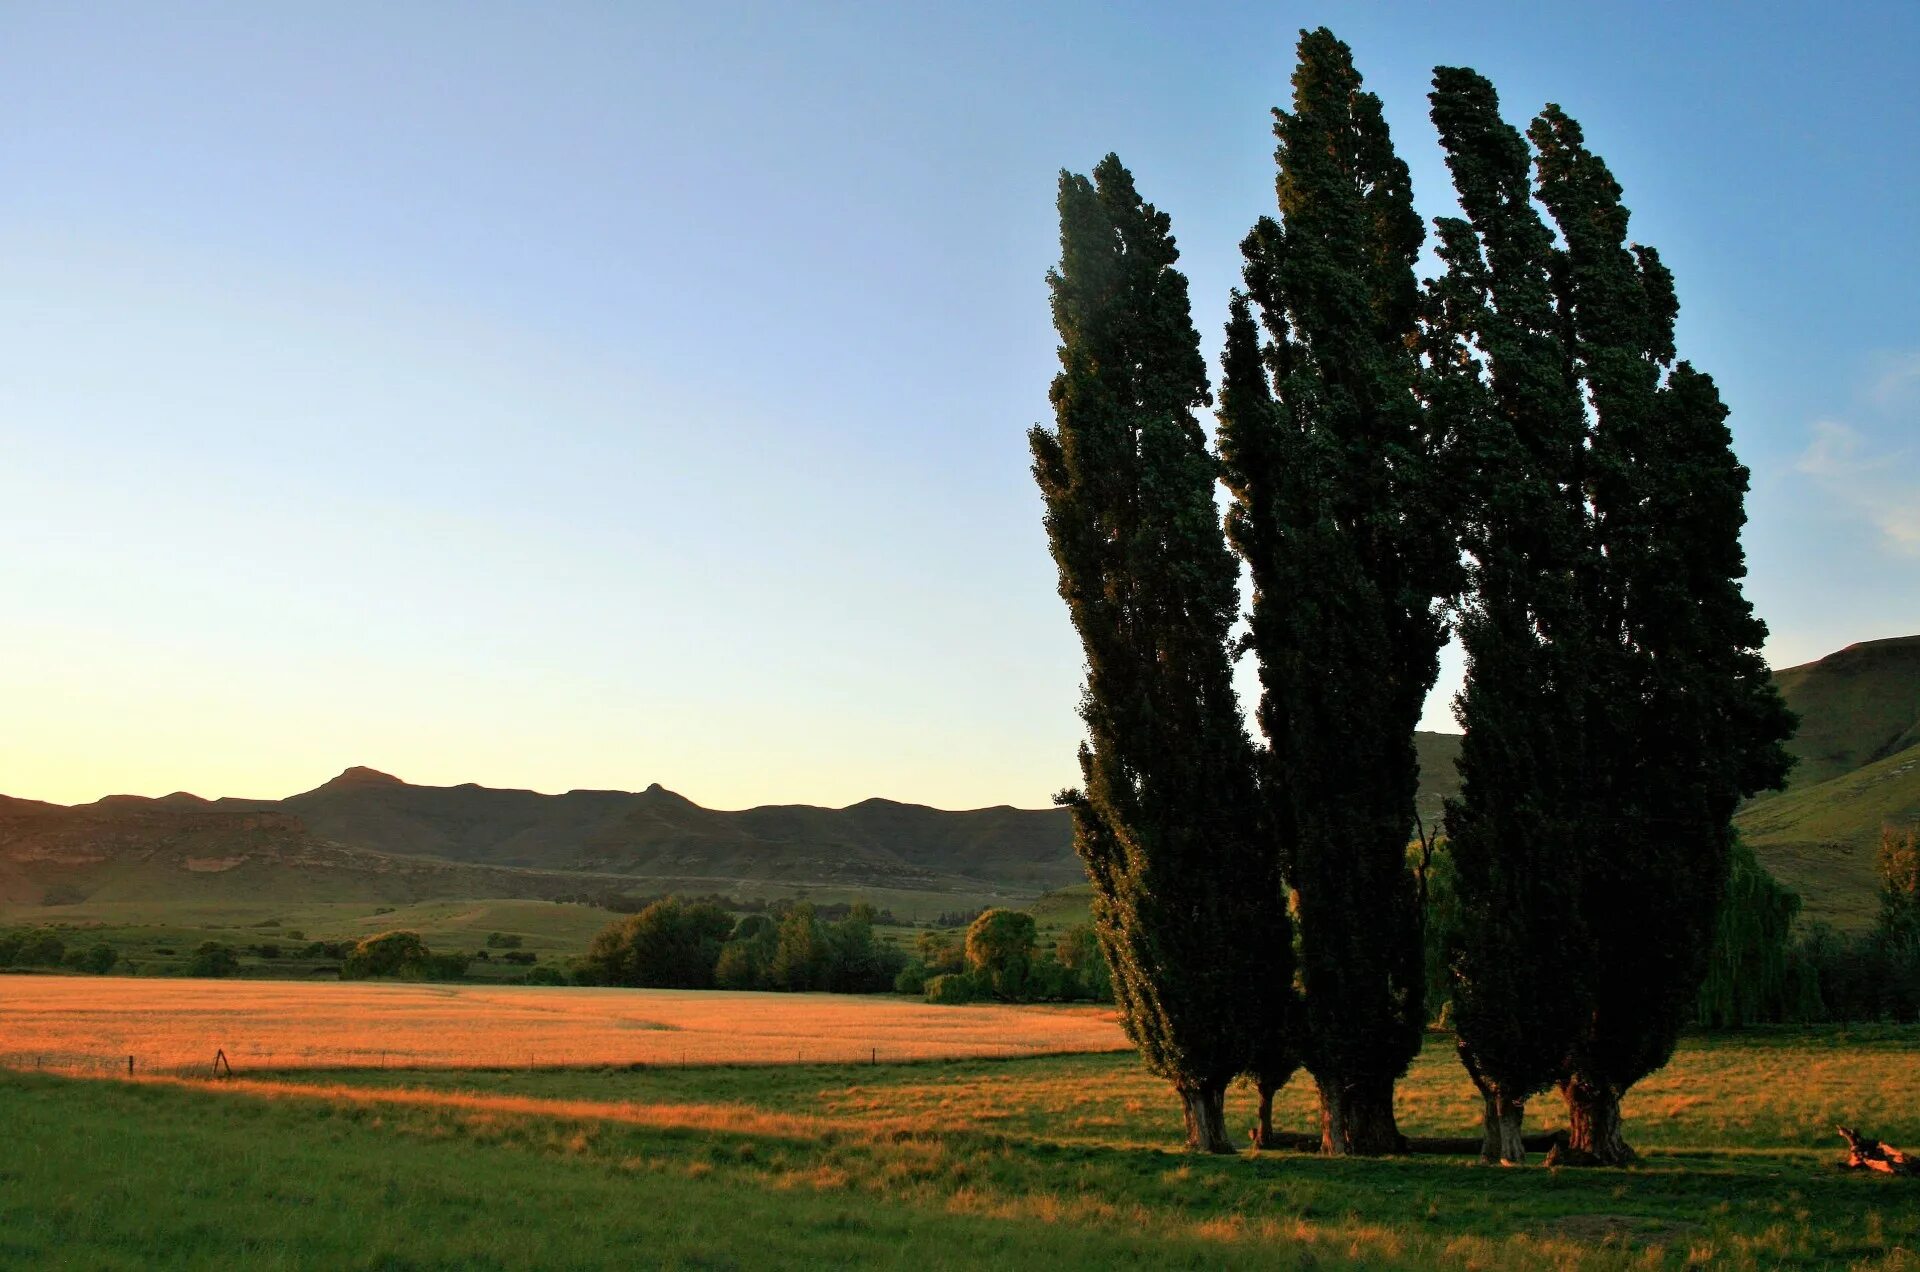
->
(3, 634, 1912, 923)
(1733, 635, 1920, 927)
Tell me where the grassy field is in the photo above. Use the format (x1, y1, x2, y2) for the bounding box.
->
(0, 898, 622, 979)
(0, 890, 1004, 982)
(0, 977, 1128, 1072)
(5, 1028, 1919, 1269)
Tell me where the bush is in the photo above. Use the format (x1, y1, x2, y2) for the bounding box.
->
(501, 950, 536, 966)
(485, 932, 524, 949)
(15, 931, 67, 968)
(525, 965, 566, 986)
(422, 952, 470, 980)
(341, 931, 430, 980)
(925, 972, 982, 1005)
(76, 943, 118, 975)
(893, 960, 928, 996)
(188, 942, 239, 978)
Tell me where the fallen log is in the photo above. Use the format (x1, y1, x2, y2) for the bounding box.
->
(1837, 1125, 1920, 1176)
(1250, 1127, 1567, 1155)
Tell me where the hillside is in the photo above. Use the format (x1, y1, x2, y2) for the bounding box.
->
(4, 630, 1912, 923)
(0, 794, 624, 909)
(1733, 636, 1920, 927)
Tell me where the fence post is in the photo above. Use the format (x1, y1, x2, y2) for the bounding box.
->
(127, 1055, 134, 1077)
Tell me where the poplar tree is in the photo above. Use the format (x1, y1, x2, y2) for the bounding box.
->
(1219, 28, 1456, 1155)
(1031, 155, 1280, 1154)
(1526, 105, 1795, 1164)
(1422, 66, 1596, 1164)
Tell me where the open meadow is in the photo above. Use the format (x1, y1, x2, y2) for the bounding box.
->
(4, 980, 1920, 1269)
(0, 975, 1130, 1072)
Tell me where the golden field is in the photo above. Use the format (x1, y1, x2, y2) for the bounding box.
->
(0, 976, 1129, 1073)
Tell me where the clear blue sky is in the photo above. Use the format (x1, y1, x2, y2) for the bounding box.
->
(2, 2, 1914, 809)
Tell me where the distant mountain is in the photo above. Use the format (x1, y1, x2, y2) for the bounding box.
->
(3, 634, 1911, 921)
(0, 793, 605, 908)
(0, 771, 1091, 909)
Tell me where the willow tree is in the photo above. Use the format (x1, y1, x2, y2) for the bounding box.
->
(1219, 28, 1456, 1155)
(1031, 154, 1280, 1154)
(1528, 105, 1795, 1165)
(1422, 66, 1596, 1164)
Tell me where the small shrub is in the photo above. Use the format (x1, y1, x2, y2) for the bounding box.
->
(925, 972, 982, 1005)
(893, 960, 928, 996)
(525, 966, 566, 986)
(485, 932, 524, 949)
(77, 943, 119, 975)
(188, 942, 240, 978)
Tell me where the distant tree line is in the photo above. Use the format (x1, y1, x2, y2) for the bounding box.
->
(562, 889, 908, 927)
(1032, 28, 1794, 1161)
(894, 909, 1110, 1005)
(0, 930, 116, 975)
(1416, 829, 1920, 1031)
(576, 898, 902, 993)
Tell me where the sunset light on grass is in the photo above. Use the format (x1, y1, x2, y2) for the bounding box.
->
(0, 977, 1128, 1074)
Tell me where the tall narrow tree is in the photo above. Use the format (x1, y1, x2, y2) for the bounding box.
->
(1422, 66, 1596, 1164)
(1031, 155, 1282, 1154)
(1526, 105, 1796, 1164)
(1219, 28, 1457, 1155)
(1217, 293, 1305, 1148)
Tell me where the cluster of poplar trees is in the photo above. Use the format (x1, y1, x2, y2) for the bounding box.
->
(1031, 29, 1794, 1165)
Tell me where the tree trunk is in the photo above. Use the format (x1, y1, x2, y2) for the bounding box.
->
(1318, 1074, 1405, 1156)
(1251, 1080, 1279, 1149)
(1178, 1082, 1235, 1154)
(1552, 1076, 1637, 1166)
(1478, 1088, 1528, 1165)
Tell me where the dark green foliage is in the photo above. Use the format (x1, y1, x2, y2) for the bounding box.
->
(484, 932, 524, 950)
(768, 902, 831, 991)
(1030, 152, 1276, 1152)
(188, 941, 240, 978)
(1219, 28, 1452, 1154)
(580, 899, 732, 989)
(1697, 840, 1814, 1028)
(341, 931, 432, 980)
(1412, 841, 1461, 1028)
(915, 930, 966, 977)
(1055, 923, 1113, 1003)
(715, 914, 778, 990)
(923, 972, 983, 1005)
(964, 909, 1037, 1000)
(1521, 101, 1794, 1160)
(523, 965, 566, 986)
(1421, 64, 1598, 1162)
(76, 942, 119, 975)
(822, 903, 906, 994)
(0, 929, 66, 968)
(892, 960, 929, 996)
(422, 951, 471, 981)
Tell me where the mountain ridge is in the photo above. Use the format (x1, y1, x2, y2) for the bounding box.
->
(4, 634, 1916, 924)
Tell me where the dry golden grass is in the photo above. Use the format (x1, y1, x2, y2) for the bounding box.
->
(0, 976, 1128, 1073)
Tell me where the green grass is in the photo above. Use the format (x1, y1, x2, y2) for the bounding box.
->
(1736, 745, 1920, 929)
(9, 1029, 1920, 1268)
(0, 899, 621, 981)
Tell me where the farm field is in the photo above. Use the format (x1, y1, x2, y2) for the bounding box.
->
(0, 976, 1130, 1072)
(5, 1029, 1919, 1269)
